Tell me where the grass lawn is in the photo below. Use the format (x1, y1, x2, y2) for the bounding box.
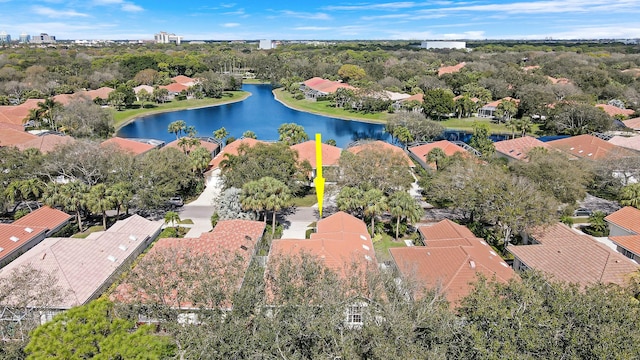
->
(179, 218, 194, 225)
(71, 225, 105, 239)
(439, 117, 541, 135)
(273, 89, 389, 123)
(373, 233, 406, 262)
(292, 193, 318, 207)
(112, 91, 250, 129)
(243, 78, 271, 84)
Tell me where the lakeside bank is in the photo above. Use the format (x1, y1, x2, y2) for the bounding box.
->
(113, 91, 251, 131)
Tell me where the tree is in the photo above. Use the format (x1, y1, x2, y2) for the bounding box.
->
(550, 102, 613, 135)
(4, 178, 45, 212)
(36, 98, 63, 131)
(87, 184, 114, 230)
(60, 181, 90, 231)
(107, 90, 126, 110)
(338, 64, 366, 82)
(363, 188, 387, 236)
(164, 210, 181, 229)
(212, 187, 256, 222)
(620, 183, 640, 209)
(25, 299, 174, 359)
(177, 136, 200, 154)
(133, 68, 158, 86)
(469, 122, 495, 158)
(388, 191, 424, 240)
(168, 120, 187, 140)
(240, 179, 268, 222)
(242, 177, 292, 235)
(339, 146, 413, 194)
(277, 123, 309, 146)
(454, 95, 477, 119)
(336, 186, 366, 217)
(108, 182, 133, 217)
(213, 126, 229, 141)
(386, 112, 444, 143)
(426, 147, 447, 171)
(242, 130, 257, 139)
(422, 88, 454, 120)
(137, 88, 152, 108)
(494, 99, 518, 123)
(153, 87, 169, 103)
(189, 146, 212, 176)
(57, 98, 114, 138)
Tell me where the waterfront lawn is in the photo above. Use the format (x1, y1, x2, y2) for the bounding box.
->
(436, 117, 540, 135)
(274, 89, 389, 123)
(112, 91, 249, 129)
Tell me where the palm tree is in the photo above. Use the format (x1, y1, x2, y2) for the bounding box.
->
(518, 116, 533, 137)
(164, 211, 181, 230)
(37, 98, 62, 131)
(495, 100, 518, 123)
(5, 179, 45, 212)
(168, 120, 187, 140)
(262, 177, 293, 236)
(189, 146, 212, 176)
(87, 184, 115, 230)
(61, 182, 90, 232)
(177, 137, 200, 154)
(241, 180, 268, 222)
(620, 183, 640, 209)
(388, 191, 424, 240)
(336, 186, 365, 217)
(426, 147, 447, 171)
(363, 188, 387, 236)
(507, 119, 519, 139)
(108, 182, 133, 218)
(214, 127, 229, 141)
(242, 130, 257, 139)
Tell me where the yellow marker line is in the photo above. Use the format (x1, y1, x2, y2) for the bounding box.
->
(313, 133, 325, 218)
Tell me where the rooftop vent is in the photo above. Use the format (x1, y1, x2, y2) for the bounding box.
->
(569, 147, 575, 150)
(0, 247, 3, 252)
(24, 227, 34, 233)
(240, 245, 248, 251)
(245, 235, 252, 241)
(107, 255, 117, 262)
(364, 255, 372, 262)
(501, 262, 509, 267)
(489, 250, 497, 256)
(10, 236, 19, 242)
(480, 240, 487, 246)
(578, 150, 583, 153)
(362, 244, 370, 251)
(360, 235, 367, 241)
(469, 260, 476, 269)
(587, 153, 593, 156)
(118, 244, 128, 251)
(128, 235, 137, 241)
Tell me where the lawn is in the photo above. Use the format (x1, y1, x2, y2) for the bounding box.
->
(112, 91, 250, 129)
(273, 89, 389, 123)
(373, 234, 406, 262)
(292, 193, 318, 207)
(71, 225, 105, 239)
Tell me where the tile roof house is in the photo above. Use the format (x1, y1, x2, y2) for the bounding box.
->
(0, 128, 38, 148)
(390, 219, 515, 305)
(0, 214, 162, 311)
(408, 140, 470, 170)
(494, 136, 552, 162)
(160, 82, 190, 95)
(15, 133, 75, 154)
(0, 99, 43, 126)
(608, 135, 640, 152)
(623, 117, 640, 131)
(291, 140, 341, 178)
(606, 206, 640, 262)
(508, 222, 638, 287)
(101, 137, 157, 156)
(477, 97, 520, 118)
(53, 87, 114, 106)
(172, 75, 197, 86)
(112, 219, 265, 311)
(209, 138, 265, 169)
(164, 137, 220, 157)
(133, 85, 154, 97)
(438, 62, 466, 76)
(301, 77, 355, 100)
(346, 140, 414, 167)
(596, 104, 635, 118)
(547, 76, 571, 85)
(548, 134, 637, 160)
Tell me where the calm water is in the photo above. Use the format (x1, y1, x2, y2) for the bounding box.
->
(116, 84, 390, 148)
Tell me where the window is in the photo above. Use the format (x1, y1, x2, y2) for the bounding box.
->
(347, 305, 363, 325)
(621, 248, 636, 260)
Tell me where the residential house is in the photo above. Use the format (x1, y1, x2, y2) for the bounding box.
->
(623, 117, 640, 131)
(508, 222, 638, 286)
(390, 219, 516, 306)
(160, 83, 191, 100)
(53, 87, 114, 106)
(172, 75, 197, 87)
(393, 93, 424, 112)
(290, 140, 341, 179)
(0, 206, 71, 268)
(101, 137, 159, 157)
(0, 99, 42, 127)
(494, 136, 553, 162)
(606, 206, 640, 262)
(133, 85, 154, 101)
(596, 104, 635, 118)
(15, 133, 74, 154)
(437, 62, 466, 77)
(0, 215, 162, 317)
(165, 137, 221, 157)
(268, 212, 379, 327)
(300, 77, 355, 101)
(112, 219, 265, 316)
(346, 140, 415, 167)
(408, 140, 470, 170)
(477, 97, 520, 118)
(548, 134, 637, 160)
(209, 138, 265, 169)
(608, 135, 640, 153)
(0, 128, 38, 148)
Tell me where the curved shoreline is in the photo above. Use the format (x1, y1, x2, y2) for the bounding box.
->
(272, 89, 387, 125)
(114, 92, 252, 131)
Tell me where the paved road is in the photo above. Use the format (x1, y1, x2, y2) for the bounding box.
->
(180, 169, 222, 238)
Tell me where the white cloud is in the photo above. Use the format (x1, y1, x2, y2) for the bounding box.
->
(32, 6, 89, 18)
(281, 10, 332, 20)
(294, 26, 332, 31)
(222, 23, 240, 28)
(418, 0, 640, 15)
(121, 2, 143, 12)
(323, 2, 418, 11)
(93, 0, 144, 12)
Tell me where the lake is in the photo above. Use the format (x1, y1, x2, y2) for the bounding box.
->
(116, 84, 390, 148)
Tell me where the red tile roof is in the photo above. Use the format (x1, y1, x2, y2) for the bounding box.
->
(303, 77, 355, 94)
(0, 122, 26, 131)
(0, 128, 38, 147)
(610, 235, 640, 257)
(402, 93, 424, 103)
(623, 117, 640, 130)
(291, 140, 341, 168)
(605, 206, 640, 235)
(13, 206, 72, 232)
(101, 137, 156, 156)
(494, 136, 552, 161)
(172, 75, 196, 86)
(438, 62, 466, 76)
(53, 87, 114, 105)
(161, 83, 190, 93)
(548, 134, 637, 160)
(547, 76, 571, 85)
(596, 104, 635, 118)
(0, 224, 48, 265)
(528, 223, 595, 246)
(164, 138, 219, 154)
(481, 97, 520, 110)
(408, 140, 469, 169)
(392, 220, 515, 305)
(347, 140, 414, 167)
(209, 138, 265, 168)
(0, 99, 42, 126)
(15, 133, 75, 154)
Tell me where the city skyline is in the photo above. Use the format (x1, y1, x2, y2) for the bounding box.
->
(0, 0, 639, 41)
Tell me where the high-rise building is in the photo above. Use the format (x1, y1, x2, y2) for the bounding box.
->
(19, 32, 30, 43)
(154, 31, 182, 45)
(420, 41, 466, 50)
(30, 33, 56, 44)
(258, 39, 276, 50)
(0, 31, 11, 44)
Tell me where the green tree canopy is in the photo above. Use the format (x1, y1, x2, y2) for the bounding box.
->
(277, 123, 309, 146)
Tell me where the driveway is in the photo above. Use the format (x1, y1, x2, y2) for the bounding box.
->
(180, 169, 222, 238)
(281, 207, 318, 239)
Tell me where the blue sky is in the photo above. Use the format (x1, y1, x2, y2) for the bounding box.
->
(1, 0, 640, 40)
